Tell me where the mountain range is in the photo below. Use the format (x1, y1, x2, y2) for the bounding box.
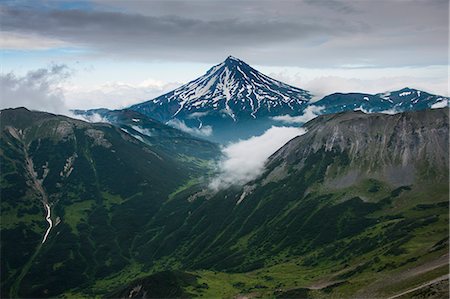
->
(76, 56, 449, 143)
(1, 106, 448, 298)
(315, 87, 449, 115)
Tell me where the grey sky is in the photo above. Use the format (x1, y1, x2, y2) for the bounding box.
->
(0, 0, 448, 111)
(1, 0, 448, 67)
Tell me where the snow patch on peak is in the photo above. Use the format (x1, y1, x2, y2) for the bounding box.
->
(134, 56, 312, 121)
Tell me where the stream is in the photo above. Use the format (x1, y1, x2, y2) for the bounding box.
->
(41, 203, 52, 244)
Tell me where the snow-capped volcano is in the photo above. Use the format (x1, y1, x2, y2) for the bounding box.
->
(130, 56, 312, 122)
(126, 57, 448, 143)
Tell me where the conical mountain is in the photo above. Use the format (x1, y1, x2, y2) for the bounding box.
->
(130, 56, 312, 122)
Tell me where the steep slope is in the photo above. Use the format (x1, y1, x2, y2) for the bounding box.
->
(104, 108, 448, 298)
(314, 87, 448, 115)
(146, 108, 447, 266)
(2, 108, 448, 298)
(74, 108, 220, 173)
(0, 108, 202, 298)
(268, 108, 448, 185)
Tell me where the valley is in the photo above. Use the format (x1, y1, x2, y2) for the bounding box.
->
(1, 107, 448, 298)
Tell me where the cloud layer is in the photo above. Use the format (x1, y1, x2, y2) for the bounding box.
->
(167, 119, 213, 137)
(0, 64, 71, 114)
(63, 79, 180, 110)
(209, 126, 306, 191)
(272, 105, 324, 124)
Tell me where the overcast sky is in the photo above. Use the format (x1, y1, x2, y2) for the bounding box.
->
(1, 0, 448, 112)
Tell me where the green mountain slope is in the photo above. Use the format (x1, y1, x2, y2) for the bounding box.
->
(74, 108, 220, 174)
(0, 108, 216, 298)
(107, 109, 448, 298)
(1, 108, 448, 298)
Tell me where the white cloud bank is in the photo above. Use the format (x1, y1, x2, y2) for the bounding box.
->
(209, 126, 306, 191)
(0, 65, 180, 113)
(0, 65, 72, 115)
(63, 79, 180, 110)
(272, 105, 324, 124)
(267, 69, 449, 99)
(378, 108, 401, 115)
(77, 112, 111, 123)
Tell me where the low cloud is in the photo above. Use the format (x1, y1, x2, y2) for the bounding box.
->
(268, 69, 449, 99)
(0, 64, 72, 114)
(431, 99, 448, 109)
(167, 119, 213, 137)
(272, 105, 324, 124)
(0, 65, 179, 112)
(209, 126, 306, 191)
(63, 79, 179, 110)
(130, 125, 153, 137)
(377, 108, 400, 115)
(302, 75, 449, 98)
(186, 111, 210, 119)
(77, 112, 111, 123)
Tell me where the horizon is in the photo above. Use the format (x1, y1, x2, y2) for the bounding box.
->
(1, 0, 448, 114)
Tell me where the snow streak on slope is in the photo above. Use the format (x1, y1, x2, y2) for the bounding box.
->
(131, 56, 312, 121)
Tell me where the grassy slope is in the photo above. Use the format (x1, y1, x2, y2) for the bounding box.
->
(2, 108, 448, 298)
(0, 109, 217, 298)
(63, 181, 448, 298)
(67, 146, 448, 298)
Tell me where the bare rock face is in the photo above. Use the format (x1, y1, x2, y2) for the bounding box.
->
(85, 129, 112, 148)
(266, 108, 449, 187)
(54, 121, 74, 139)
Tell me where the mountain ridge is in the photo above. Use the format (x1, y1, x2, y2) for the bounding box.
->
(0, 107, 217, 297)
(265, 108, 448, 190)
(1, 107, 448, 298)
(313, 87, 448, 115)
